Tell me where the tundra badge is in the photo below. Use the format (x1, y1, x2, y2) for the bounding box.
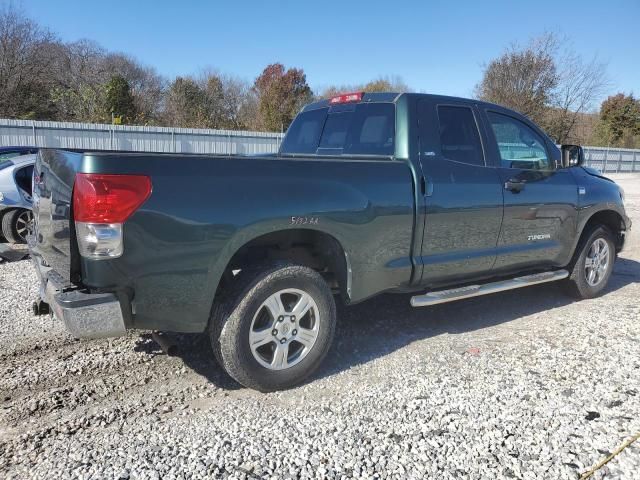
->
(528, 234, 551, 241)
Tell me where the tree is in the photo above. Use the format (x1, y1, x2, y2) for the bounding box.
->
(595, 93, 640, 148)
(545, 49, 609, 144)
(49, 40, 110, 122)
(238, 88, 261, 131)
(204, 73, 254, 130)
(162, 73, 253, 129)
(102, 53, 165, 124)
(476, 33, 608, 143)
(0, 4, 60, 119)
(200, 71, 250, 129)
(475, 34, 558, 128)
(103, 75, 136, 123)
(48, 42, 166, 124)
(254, 63, 312, 132)
(219, 75, 254, 130)
(163, 76, 209, 128)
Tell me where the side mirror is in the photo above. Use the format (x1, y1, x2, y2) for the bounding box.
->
(561, 144, 584, 168)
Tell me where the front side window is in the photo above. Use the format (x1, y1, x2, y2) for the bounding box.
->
(487, 112, 551, 170)
(280, 103, 395, 157)
(437, 105, 484, 166)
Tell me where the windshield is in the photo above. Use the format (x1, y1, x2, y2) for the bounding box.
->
(0, 151, 25, 161)
(280, 103, 395, 157)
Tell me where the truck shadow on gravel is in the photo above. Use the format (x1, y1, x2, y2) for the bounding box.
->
(167, 258, 639, 390)
(134, 333, 242, 390)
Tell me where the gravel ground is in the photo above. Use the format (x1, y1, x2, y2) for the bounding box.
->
(1, 174, 639, 480)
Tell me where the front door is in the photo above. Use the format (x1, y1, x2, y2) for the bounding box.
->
(482, 109, 578, 273)
(417, 98, 504, 286)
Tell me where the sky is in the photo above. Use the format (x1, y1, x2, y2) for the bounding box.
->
(16, 0, 640, 103)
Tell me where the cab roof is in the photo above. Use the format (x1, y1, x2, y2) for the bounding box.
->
(301, 92, 510, 113)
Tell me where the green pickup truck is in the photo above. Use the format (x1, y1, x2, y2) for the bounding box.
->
(30, 92, 630, 391)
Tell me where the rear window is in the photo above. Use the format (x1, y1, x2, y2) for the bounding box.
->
(280, 103, 395, 157)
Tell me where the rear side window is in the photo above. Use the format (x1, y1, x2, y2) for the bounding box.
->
(437, 106, 484, 166)
(279, 108, 326, 154)
(280, 103, 395, 157)
(14, 165, 34, 194)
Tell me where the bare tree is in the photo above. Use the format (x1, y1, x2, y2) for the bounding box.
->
(545, 51, 608, 143)
(49, 39, 108, 121)
(161, 70, 254, 129)
(238, 87, 261, 131)
(199, 70, 254, 129)
(476, 33, 608, 143)
(0, 4, 59, 118)
(47, 42, 166, 124)
(218, 75, 254, 130)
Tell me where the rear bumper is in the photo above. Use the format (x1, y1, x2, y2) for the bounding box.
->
(31, 253, 126, 339)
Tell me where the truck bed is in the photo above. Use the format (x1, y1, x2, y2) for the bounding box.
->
(31, 149, 418, 333)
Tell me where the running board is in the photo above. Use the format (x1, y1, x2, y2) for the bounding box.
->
(410, 270, 569, 307)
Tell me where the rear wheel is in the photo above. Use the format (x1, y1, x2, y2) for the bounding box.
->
(1, 209, 32, 244)
(564, 226, 615, 299)
(210, 263, 336, 392)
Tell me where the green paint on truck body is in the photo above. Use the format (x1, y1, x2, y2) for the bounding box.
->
(31, 93, 630, 334)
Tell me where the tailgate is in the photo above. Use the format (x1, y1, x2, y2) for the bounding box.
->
(31, 150, 82, 284)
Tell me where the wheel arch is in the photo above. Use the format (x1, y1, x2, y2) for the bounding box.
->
(575, 208, 627, 255)
(213, 228, 351, 305)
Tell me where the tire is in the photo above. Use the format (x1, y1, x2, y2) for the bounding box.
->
(564, 225, 615, 299)
(1, 209, 32, 244)
(0, 212, 6, 243)
(210, 262, 336, 392)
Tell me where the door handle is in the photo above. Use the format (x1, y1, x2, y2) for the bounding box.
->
(504, 178, 526, 193)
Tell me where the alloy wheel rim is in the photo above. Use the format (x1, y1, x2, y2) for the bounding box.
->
(249, 288, 320, 371)
(15, 210, 34, 241)
(584, 237, 610, 287)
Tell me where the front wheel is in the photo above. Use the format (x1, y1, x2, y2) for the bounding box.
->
(564, 226, 615, 299)
(211, 263, 336, 392)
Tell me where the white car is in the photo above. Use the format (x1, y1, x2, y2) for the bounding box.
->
(0, 153, 36, 243)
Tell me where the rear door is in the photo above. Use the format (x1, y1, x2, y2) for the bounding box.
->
(481, 109, 578, 272)
(417, 98, 504, 285)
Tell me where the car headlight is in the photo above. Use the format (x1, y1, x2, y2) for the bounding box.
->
(619, 186, 625, 203)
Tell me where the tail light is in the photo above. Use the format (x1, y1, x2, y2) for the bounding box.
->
(73, 173, 152, 259)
